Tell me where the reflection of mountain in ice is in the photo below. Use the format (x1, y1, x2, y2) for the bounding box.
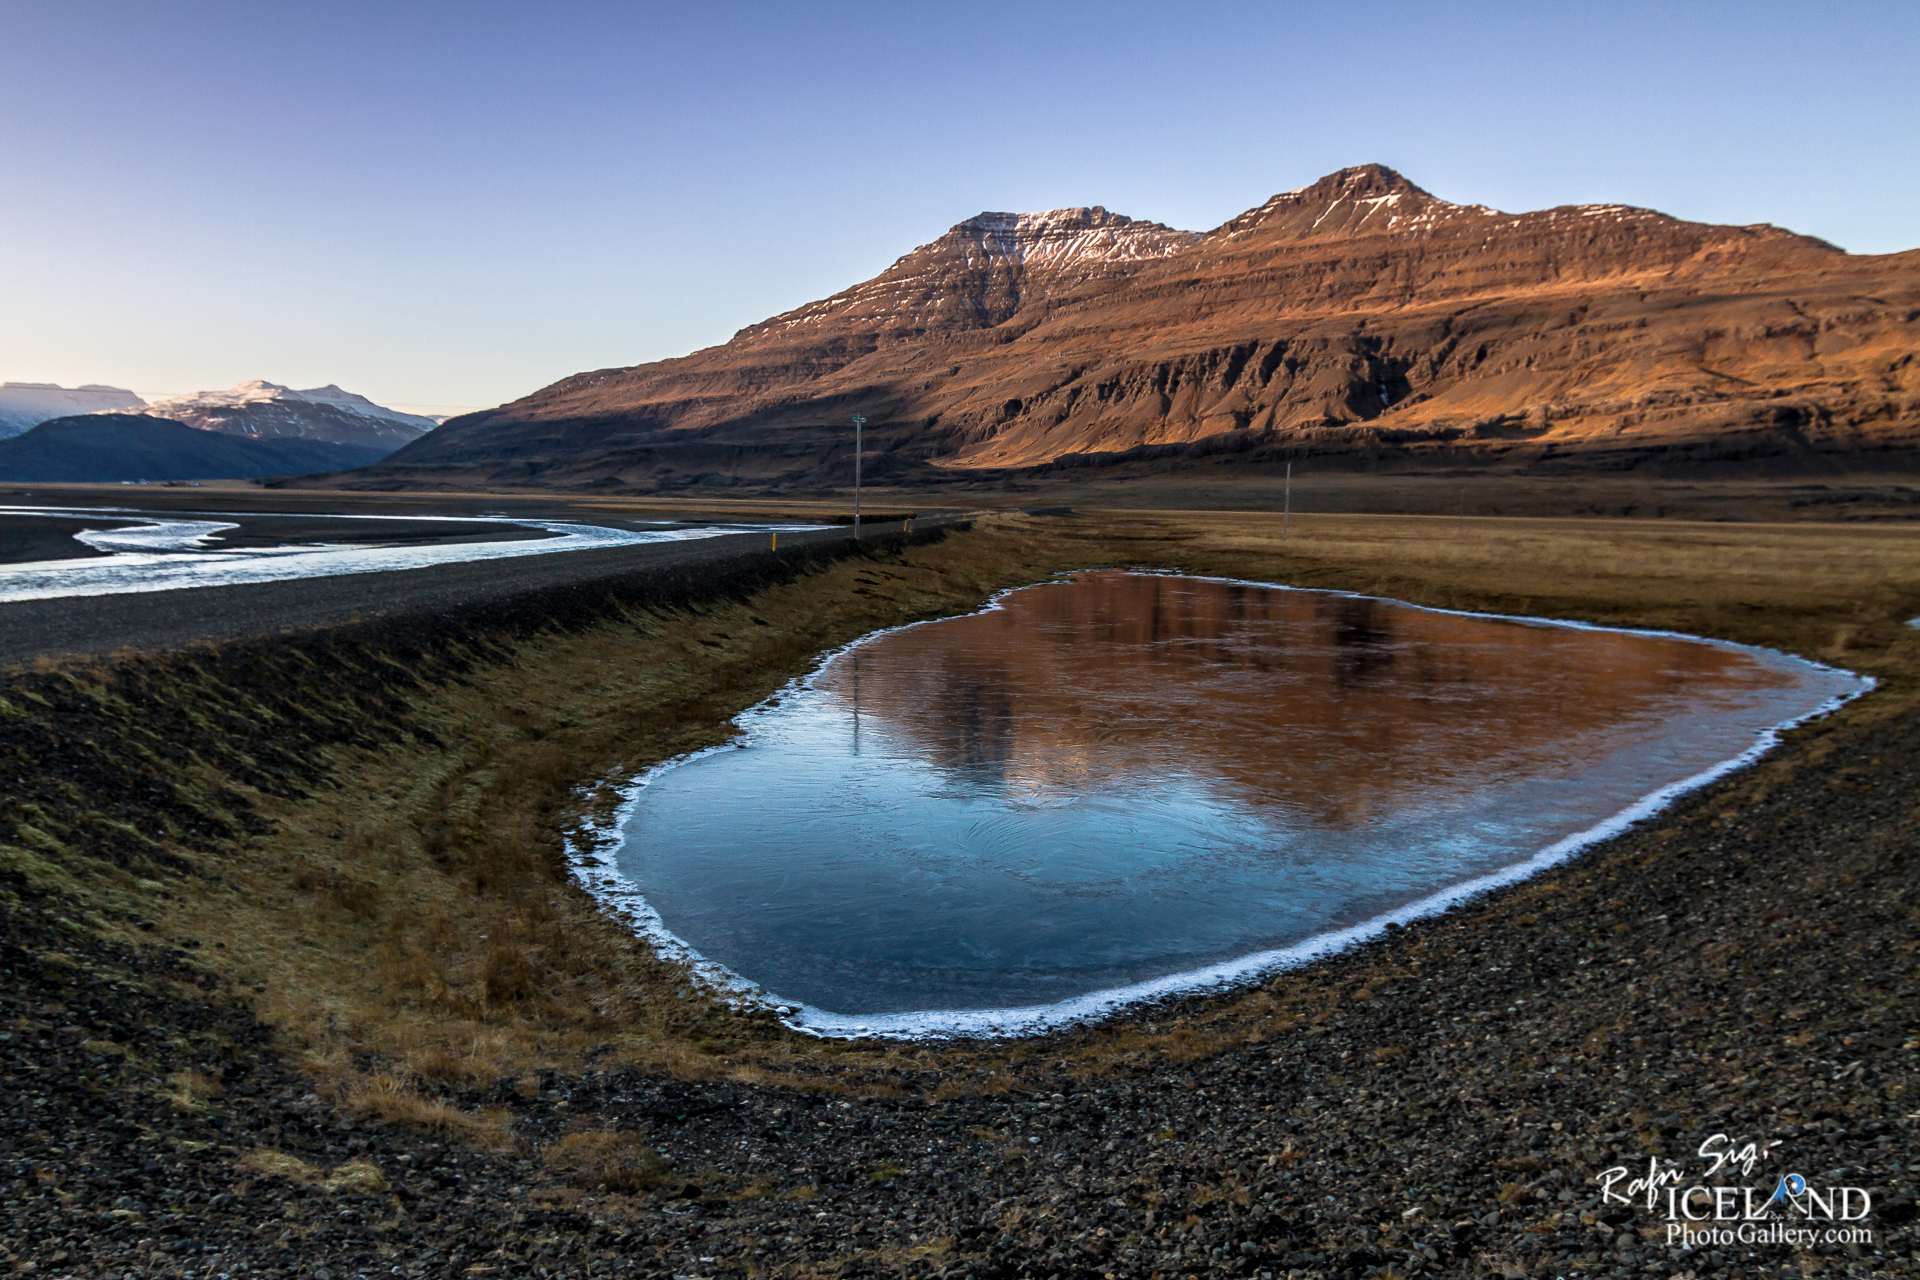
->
(588, 572, 1870, 1040)
(0, 507, 799, 602)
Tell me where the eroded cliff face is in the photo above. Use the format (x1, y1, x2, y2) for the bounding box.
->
(383, 165, 1920, 486)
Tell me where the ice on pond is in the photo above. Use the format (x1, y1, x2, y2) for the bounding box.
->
(581, 572, 1866, 1037)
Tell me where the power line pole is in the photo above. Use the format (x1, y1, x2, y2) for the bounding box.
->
(851, 415, 866, 539)
(1284, 461, 1291, 541)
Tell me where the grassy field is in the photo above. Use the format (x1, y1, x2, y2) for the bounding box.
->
(8, 507, 1920, 1145)
(1144, 510, 1920, 690)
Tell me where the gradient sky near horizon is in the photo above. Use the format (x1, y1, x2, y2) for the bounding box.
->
(3, 1, 1914, 416)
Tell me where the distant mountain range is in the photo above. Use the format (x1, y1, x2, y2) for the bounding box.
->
(140, 381, 438, 450)
(0, 414, 392, 483)
(0, 381, 435, 482)
(367, 164, 1920, 490)
(0, 383, 146, 438)
(0, 380, 436, 449)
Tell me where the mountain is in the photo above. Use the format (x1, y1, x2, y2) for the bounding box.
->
(0, 414, 394, 483)
(0, 383, 146, 439)
(372, 165, 1920, 489)
(141, 381, 436, 450)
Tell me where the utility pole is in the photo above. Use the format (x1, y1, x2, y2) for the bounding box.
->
(1284, 461, 1291, 541)
(851, 416, 866, 539)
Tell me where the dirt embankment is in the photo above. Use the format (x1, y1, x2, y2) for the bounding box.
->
(3, 512, 1917, 1279)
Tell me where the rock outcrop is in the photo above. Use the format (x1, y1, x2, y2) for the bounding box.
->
(379, 166, 1920, 487)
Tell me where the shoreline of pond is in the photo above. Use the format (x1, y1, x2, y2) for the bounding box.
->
(568, 571, 1873, 1041)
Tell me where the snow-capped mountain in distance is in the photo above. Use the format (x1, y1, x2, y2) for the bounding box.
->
(0, 382, 147, 439)
(140, 381, 437, 450)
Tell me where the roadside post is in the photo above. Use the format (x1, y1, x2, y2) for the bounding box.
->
(851, 415, 865, 539)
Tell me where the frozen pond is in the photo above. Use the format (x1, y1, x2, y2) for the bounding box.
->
(0, 505, 808, 601)
(587, 572, 1865, 1037)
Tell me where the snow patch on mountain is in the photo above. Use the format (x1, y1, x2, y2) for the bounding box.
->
(139, 381, 436, 449)
(0, 383, 146, 439)
(143, 381, 436, 430)
(949, 207, 1200, 269)
(759, 206, 1200, 335)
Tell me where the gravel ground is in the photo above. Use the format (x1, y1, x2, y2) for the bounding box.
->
(4, 690, 1914, 1279)
(189, 515, 560, 550)
(0, 515, 134, 563)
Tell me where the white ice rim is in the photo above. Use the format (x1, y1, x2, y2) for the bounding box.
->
(564, 569, 1874, 1042)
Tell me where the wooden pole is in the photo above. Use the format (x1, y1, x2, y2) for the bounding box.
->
(852, 415, 865, 539)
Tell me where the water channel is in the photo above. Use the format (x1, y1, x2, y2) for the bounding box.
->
(583, 572, 1864, 1037)
(0, 504, 811, 601)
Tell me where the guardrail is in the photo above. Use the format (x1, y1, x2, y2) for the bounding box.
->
(732, 511, 977, 556)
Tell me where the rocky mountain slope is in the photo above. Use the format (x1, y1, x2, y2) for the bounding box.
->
(142, 381, 436, 450)
(0, 382, 145, 438)
(374, 166, 1920, 489)
(0, 413, 393, 482)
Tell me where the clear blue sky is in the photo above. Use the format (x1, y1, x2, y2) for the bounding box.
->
(3, 0, 1914, 415)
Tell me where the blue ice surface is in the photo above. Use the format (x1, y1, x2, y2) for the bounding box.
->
(593, 574, 1866, 1037)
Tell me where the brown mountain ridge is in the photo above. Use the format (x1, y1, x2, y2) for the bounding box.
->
(372, 165, 1920, 490)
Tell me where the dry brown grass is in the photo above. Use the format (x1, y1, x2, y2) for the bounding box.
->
(29, 507, 1920, 1130)
(138, 517, 1122, 1103)
(542, 1128, 671, 1193)
(160, 1069, 220, 1114)
(1139, 510, 1920, 687)
(238, 1148, 390, 1194)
